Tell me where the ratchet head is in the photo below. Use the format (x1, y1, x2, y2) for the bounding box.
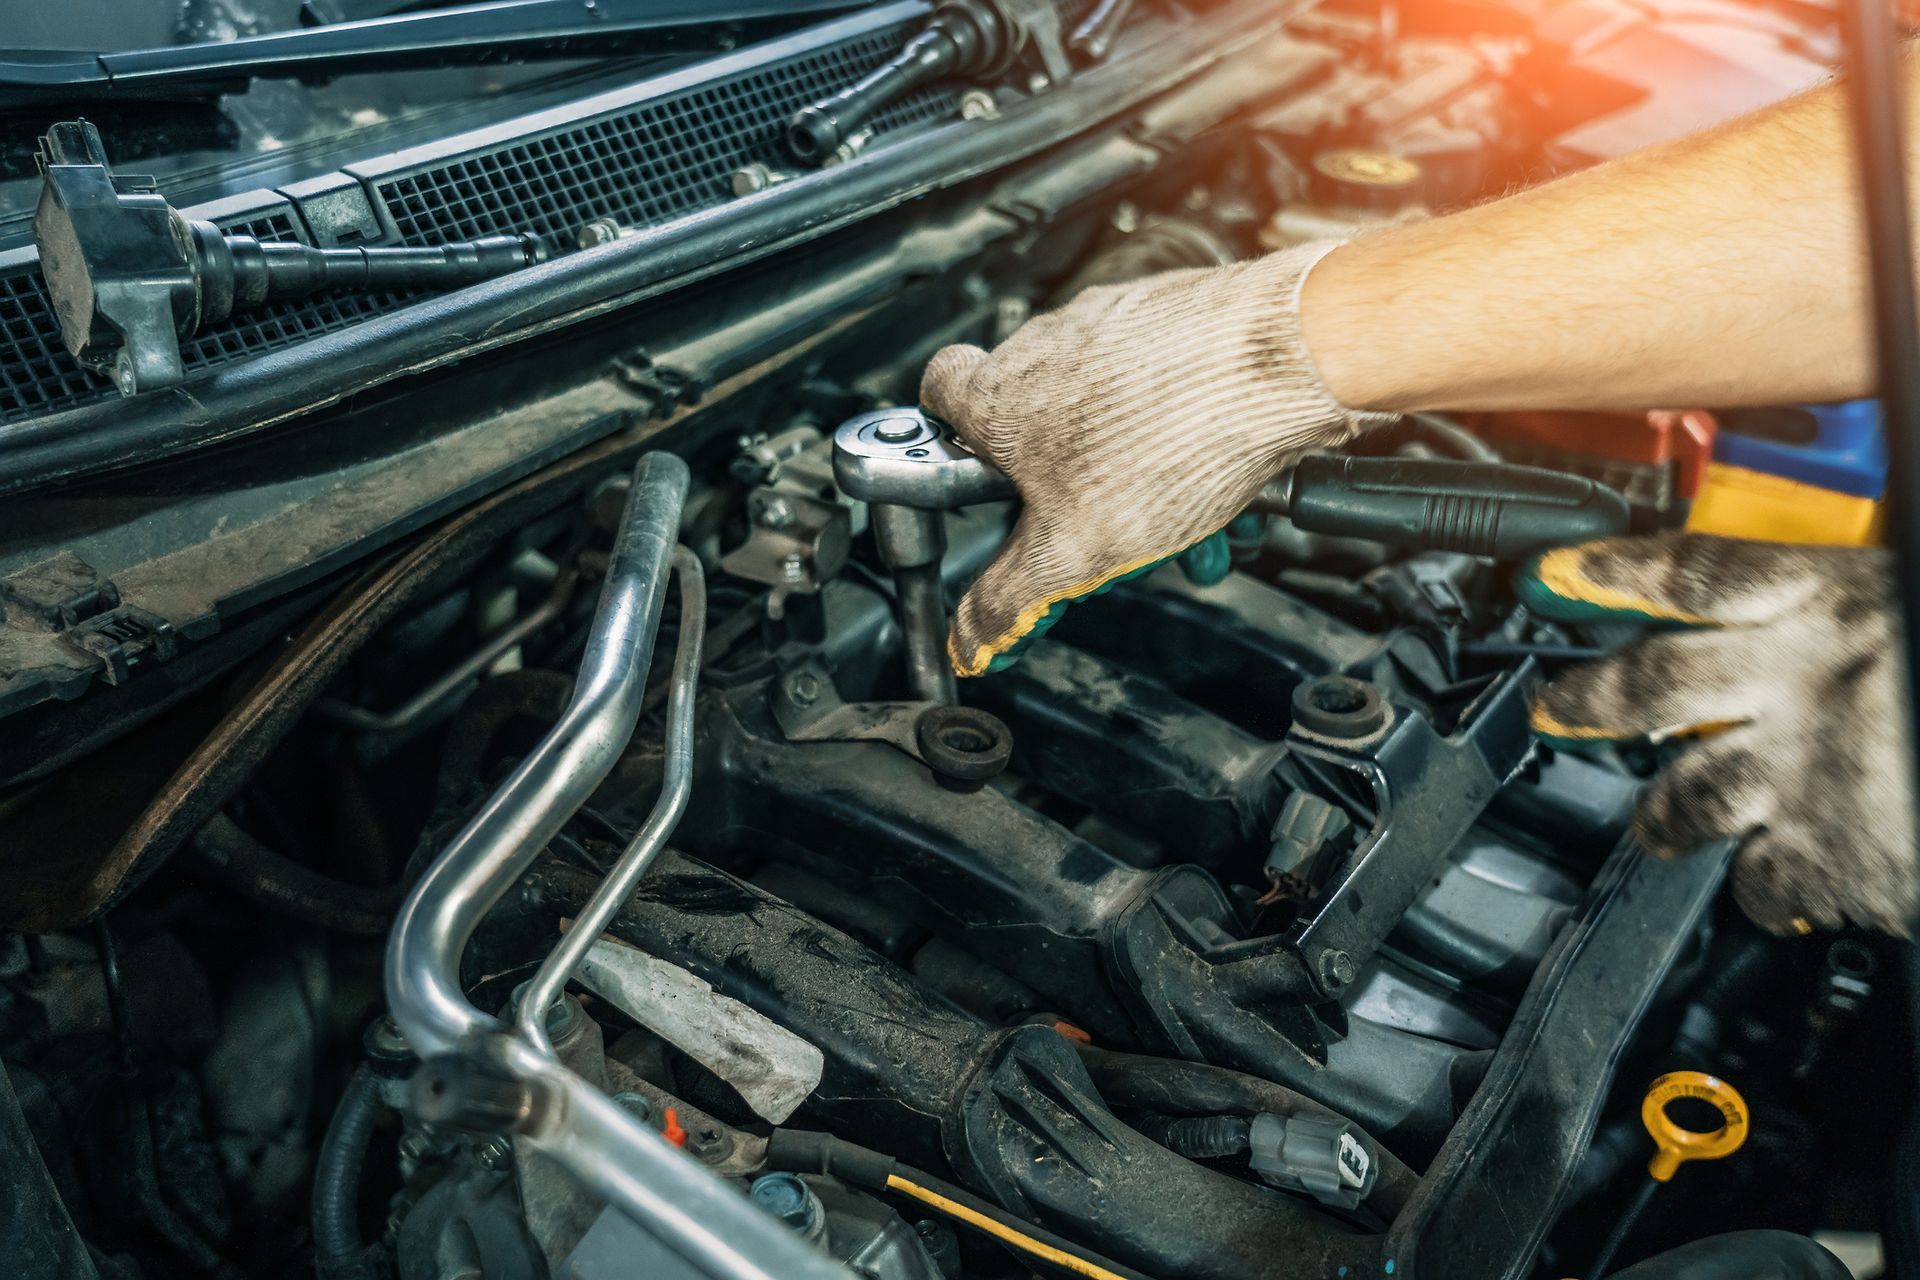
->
(832, 407, 1016, 510)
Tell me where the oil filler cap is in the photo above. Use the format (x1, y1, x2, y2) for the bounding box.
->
(1641, 1071, 1749, 1182)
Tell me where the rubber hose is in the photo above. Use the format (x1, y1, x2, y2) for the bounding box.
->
(312, 1066, 384, 1280)
(1606, 1231, 1850, 1280)
(193, 812, 403, 936)
(1076, 1045, 1418, 1218)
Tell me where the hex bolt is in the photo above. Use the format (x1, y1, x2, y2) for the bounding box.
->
(779, 553, 807, 582)
(397, 1130, 430, 1163)
(1317, 949, 1357, 992)
(476, 1136, 514, 1172)
(687, 1123, 735, 1162)
(783, 670, 821, 708)
(750, 1172, 824, 1240)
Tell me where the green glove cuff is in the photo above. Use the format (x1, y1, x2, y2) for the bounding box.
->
(980, 529, 1234, 674)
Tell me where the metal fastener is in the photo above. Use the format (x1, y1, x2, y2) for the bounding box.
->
(758, 496, 796, 529)
(958, 89, 998, 120)
(687, 1124, 735, 1162)
(576, 216, 625, 249)
(779, 553, 806, 582)
(1317, 949, 1357, 992)
(783, 669, 821, 708)
(476, 1135, 513, 1171)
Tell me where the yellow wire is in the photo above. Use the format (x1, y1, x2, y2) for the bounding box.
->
(885, 1174, 1130, 1280)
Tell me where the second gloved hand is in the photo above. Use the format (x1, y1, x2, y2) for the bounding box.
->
(1521, 532, 1916, 937)
(920, 239, 1395, 677)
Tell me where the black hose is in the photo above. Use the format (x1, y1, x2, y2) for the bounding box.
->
(312, 1066, 385, 1280)
(1605, 1231, 1850, 1280)
(193, 812, 404, 936)
(1074, 1045, 1418, 1218)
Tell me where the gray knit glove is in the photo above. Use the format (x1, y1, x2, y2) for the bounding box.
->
(1522, 533, 1916, 937)
(921, 240, 1395, 677)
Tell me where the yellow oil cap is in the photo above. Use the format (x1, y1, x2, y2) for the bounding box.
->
(1641, 1071, 1749, 1182)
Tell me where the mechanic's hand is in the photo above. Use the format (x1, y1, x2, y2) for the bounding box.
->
(920, 239, 1396, 677)
(1519, 532, 1916, 937)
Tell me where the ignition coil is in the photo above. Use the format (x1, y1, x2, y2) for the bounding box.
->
(33, 120, 547, 398)
(785, 0, 1071, 165)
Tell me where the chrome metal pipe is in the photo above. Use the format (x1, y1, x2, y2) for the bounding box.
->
(387, 452, 686, 1058)
(516, 545, 705, 1056)
(384, 452, 849, 1280)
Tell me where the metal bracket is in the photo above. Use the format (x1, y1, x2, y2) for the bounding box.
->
(770, 661, 1011, 791)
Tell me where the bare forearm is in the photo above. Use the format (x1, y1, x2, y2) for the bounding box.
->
(1300, 57, 1918, 414)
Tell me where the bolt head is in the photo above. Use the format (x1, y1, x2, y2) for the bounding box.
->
(576, 217, 623, 249)
(758, 496, 796, 529)
(1318, 949, 1357, 991)
(687, 1124, 734, 1160)
(731, 164, 770, 196)
(958, 89, 998, 120)
(779, 553, 806, 581)
(476, 1136, 513, 1171)
(1027, 72, 1051, 94)
(784, 670, 820, 707)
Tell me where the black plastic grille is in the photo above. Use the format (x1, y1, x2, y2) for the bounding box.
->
(0, 1, 1105, 426)
(0, 272, 101, 421)
(378, 25, 954, 247)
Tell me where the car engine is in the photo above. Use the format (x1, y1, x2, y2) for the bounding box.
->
(0, 1, 1902, 1279)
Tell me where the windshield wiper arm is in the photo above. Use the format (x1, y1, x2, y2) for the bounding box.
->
(0, 0, 875, 107)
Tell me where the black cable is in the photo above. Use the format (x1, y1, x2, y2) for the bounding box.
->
(1832, 12, 1920, 1277)
(312, 1066, 386, 1280)
(1071, 1045, 1417, 1219)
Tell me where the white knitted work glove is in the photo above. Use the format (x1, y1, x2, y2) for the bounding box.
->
(920, 239, 1395, 677)
(1521, 533, 1917, 937)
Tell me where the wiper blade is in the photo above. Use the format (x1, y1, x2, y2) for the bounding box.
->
(0, 0, 875, 107)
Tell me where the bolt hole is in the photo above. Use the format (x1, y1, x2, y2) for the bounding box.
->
(905, 448, 929, 458)
(1310, 684, 1367, 715)
(940, 725, 993, 754)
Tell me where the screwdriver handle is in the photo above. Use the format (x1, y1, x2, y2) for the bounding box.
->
(1284, 455, 1631, 559)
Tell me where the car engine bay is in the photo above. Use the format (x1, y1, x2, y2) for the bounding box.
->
(0, 1, 1906, 1278)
